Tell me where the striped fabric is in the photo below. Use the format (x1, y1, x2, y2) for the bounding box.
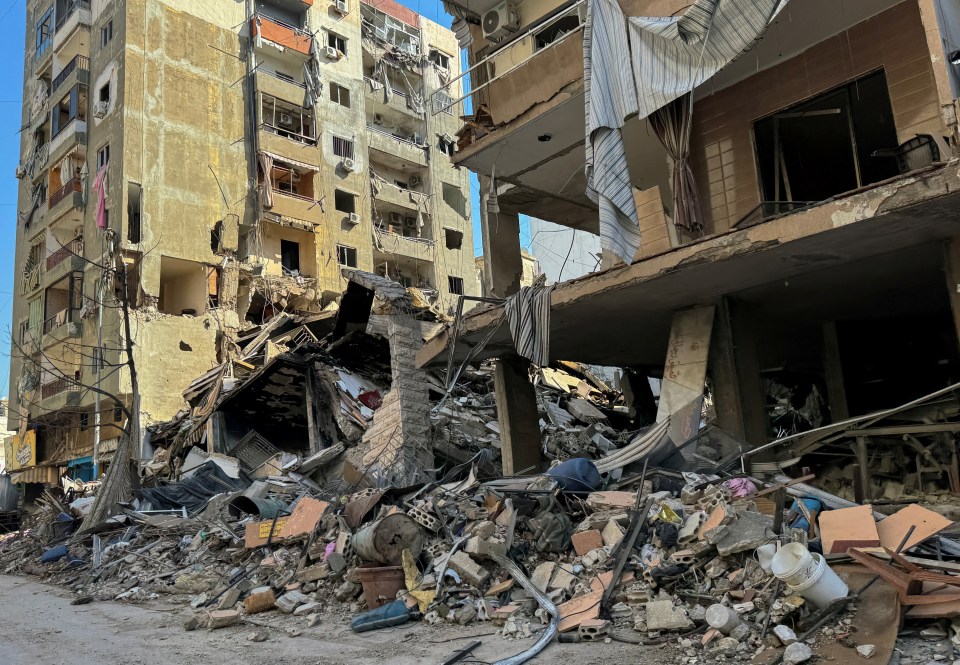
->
(584, 0, 789, 263)
(504, 284, 556, 367)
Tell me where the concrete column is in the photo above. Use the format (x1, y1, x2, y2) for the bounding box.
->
(710, 297, 769, 458)
(494, 354, 542, 476)
(945, 237, 960, 350)
(479, 175, 524, 298)
(821, 321, 850, 422)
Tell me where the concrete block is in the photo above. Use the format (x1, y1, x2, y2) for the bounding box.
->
(578, 618, 610, 641)
(244, 589, 276, 614)
(447, 551, 490, 587)
(572, 530, 603, 556)
(601, 519, 624, 547)
(644, 600, 694, 632)
(276, 590, 311, 614)
(531, 562, 556, 592)
(206, 609, 240, 629)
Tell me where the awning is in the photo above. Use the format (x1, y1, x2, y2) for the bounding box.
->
(68, 456, 93, 467)
(9, 465, 60, 485)
(260, 150, 319, 173)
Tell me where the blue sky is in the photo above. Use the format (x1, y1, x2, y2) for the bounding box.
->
(0, 0, 532, 399)
(0, 1, 26, 400)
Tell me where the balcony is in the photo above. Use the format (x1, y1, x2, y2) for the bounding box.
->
(265, 189, 322, 227)
(256, 70, 308, 106)
(41, 375, 79, 400)
(41, 308, 82, 350)
(374, 226, 435, 262)
(39, 375, 82, 411)
(47, 177, 84, 222)
(252, 14, 312, 58)
(51, 55, 89, 101)
(367, 125, 427, 166)
(48, 118, 87, 167)
(53, 0, 92, 58)
(45, 237, 84, 283)
(364, 77, 423, 118)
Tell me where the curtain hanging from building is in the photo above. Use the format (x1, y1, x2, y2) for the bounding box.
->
(93, 164, 108, 230)
(649, 93, 703, 234)
(258, 152, 274, 209)
(584, 0, 789, 261)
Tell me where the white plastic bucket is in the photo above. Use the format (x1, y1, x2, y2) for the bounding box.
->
(771, 542, 818, 586)
(786, 553, 848, 608)
(706, 604, 741, 634)
(755, 543, 778, 573)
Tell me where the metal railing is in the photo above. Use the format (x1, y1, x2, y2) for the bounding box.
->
(260, 123, 318, 146)
(48, 176, 82, 208)
(430, 0, 585, 115)
(45, 237, 82, 271)
(272, 186, 315, 202)
(41, 375, 79, 399)
(42, 308, 73, 333)
(52, 55, 89, 92)
(261, 68, 306, 89)
(374, 225, 436, 246)
(55, 0, 91, 31)
(367, 123, 424, 148)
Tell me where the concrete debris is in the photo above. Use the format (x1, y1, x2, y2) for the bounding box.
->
(783, 642, 814, 664)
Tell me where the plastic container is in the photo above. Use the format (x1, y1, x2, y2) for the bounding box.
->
(351, 598, 413, 632)
(786, 553, 848, 608)
(771, 542, 819, 587)
(706, 604, 741, 634)
(547, 458, 602, 494)
(755, 543, 778, 573)
(356, 564, 406, 609)
(354, 514, 423, 565)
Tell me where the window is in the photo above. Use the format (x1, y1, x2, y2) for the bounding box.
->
(114, 407, 123, 421)
(442, 182, 468, 217)
(274, 70, 296, 84)
(280, 239, 300, 273)
(99, 83, 110, 104)
(444, 228, 463, 250)
(330, 82, 350, 108)
(394, 180, 408, 190)
(127, 182, 142, 243)
(334, 189, 356, 214)
(36, 7, 53, 57)
(100, 20, 113, 48)
(79, 413, 89, 430)
(448, 276, 464, 295)
(261, 94, 316, 144)
(97, 144, 110, 170)
(52, 84, 87, 137)
(332, 135, 354, 160)
(534, 13, 581, 51)
(336, 245, 357, 267)
(328, 32, 347, 55)
(433, 91, 454, 115)
(428, 48, 450, 70)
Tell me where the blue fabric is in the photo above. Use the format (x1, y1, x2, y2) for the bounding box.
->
(788, 497, 822, 532)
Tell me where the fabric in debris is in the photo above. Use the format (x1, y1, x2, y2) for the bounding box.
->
(93, 163, 108, 229)
(504, 284, 555, 367)
(723, 477, 758, 498)
(134, 460, 246, 515)
(258, 152, 274, 209)
(304, 34, 323, 107)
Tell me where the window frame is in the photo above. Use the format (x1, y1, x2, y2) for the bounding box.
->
(332, 135, 354, 160)
(100, 19, 113, 48)
(447, 275, 464, 295)
(328, 32, 347, 55)
(329, 82, 351, 108)
(336, 244, 358, 267)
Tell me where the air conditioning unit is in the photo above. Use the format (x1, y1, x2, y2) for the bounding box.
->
(278, 112, 295, 127)
(15, 165, 26, 179)
(347, 212, 360, 225)
(326, 45, 339, 59)
(334, 0, 348, 13)
(373, 113, 384, 125)
(93, 100, 109, 118)
(410, 133, 424, 145)
(409, 175, 422, 188)
(341, 157, 356, 172)
(441, 133, 454, 145)
(482, 2, 519, 41)
(389, 212, 402, 224)
(404, 216, 416, 227)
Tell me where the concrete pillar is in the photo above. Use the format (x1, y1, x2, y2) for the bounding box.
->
(944, 237, 960, 352)
(710, 297, 769, 458)
(821, 321, 850, 422)
(479, 175, 524, 298)
(494, 354, 542, 476)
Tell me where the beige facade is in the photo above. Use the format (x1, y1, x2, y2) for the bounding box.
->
(8, 0, 477, 474)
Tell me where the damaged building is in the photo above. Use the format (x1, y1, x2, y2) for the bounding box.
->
(7, 0, 478, 488)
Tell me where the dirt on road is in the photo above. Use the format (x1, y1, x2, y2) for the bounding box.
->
(0, 575, 671, 665)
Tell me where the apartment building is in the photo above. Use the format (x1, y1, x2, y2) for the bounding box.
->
(420, 0, 960, 474)
(8, 0, 477, 484)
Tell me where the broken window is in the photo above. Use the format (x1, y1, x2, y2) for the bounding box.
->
(267, 162, 314, 199)
(36, 7, 53, 57)
(753, 71, 901, 209)
(100, 19, 113, 47)
(158, 256, 208, 316)
(261, 93, 316, 145)
(334, 189, 356, 214)
(328, 32, 347, 55)
(333, 135, 354, 160)
(97, 144, 110, 170)
(442, 182, 468, 218)
(79, 413, 88, 430)
(336, 245, 357, 267)
(447, 275, 464, 295)
(433, 91, 454, 115)
(534, 12, 581, 51)
(99, 82, 110, 105)
(330, 82, 350, 108)
(127, 182, 142, 243)
(280, 239, 300, 273)
(52, 84, 87, 138)
(444, 228, 463, 250)
(428, 48, 450, 70)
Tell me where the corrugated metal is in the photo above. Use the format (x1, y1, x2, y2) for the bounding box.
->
(9, 465, 60, 485)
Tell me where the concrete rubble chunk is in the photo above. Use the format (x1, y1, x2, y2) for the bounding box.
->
(216, 585, 242, 610)
(644, 600, 694, 632)
(244, 588, 277, 614)
(783, 642, 814, 664)
(774, 624, 798, 645)
(572, 530, 603, 556)
(857, 644, 876, 658)
(276, 590, 311, 614)
(714, 510, 774, 556)
(206, 609, 240, 629)
(601, 519, 625, 547)
(531, 562, 556, 592)
(447, 551, 490, 587)
(294, 601, 321, 616)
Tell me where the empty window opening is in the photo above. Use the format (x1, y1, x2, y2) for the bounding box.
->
(97, 144, 110, 170)
(428, 48, 450, 70)
(753, 70, 901, 210)
(335, 189, 356, 213)
(159, 256, 209, 315)
(114, 407, 123, 421)
(261, 94, 316, 144)
(394, 179, 408, 189)
(127, 182, 142, 243)
(52, 84, 87, 137)
(447, 276, 464, 295)
(328, 32, 347, 55)
(442, 182, 468, 218)
(280, 239, 300, 274)
(336, 245, 357, 267)
(444, 228, 463, 250)
(264, 162, 314, 199)
(534, 13, 581, 51)
(333, 135, 354, 159)
(36, 7, 53, 56)
(100, 19, 113, 47)
(99, 83, 110, 104)
(330, 82, 351, 107)
(79, 413, 89, 430)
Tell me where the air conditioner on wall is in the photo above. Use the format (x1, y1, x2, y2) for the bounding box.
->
(341, 157, 356, 172)
(326, 45, 339, 59)
(482, 2, 519, 41)
(334, 0, 348, 13)
(389, 212, 402, 224)
(348, 212, 360, 225)
(409, 175, 422, 188)
(278, 112, 295, 127)
(93, 101, 109, 118)
(373, 113, 384, 125)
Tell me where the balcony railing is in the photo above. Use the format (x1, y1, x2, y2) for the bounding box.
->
(48, 177, 82, 208)
(45, 237, 82, 271)
(363, 77, 409, 100)
(41, 375, 79, 399)
(252, 14, 312, 56)
(273, 187, 315, 201)
(261, 69, 306, 89)
(261, 123, 318, 146)
(55, 0, 91, 31)
(367, 123, 423, 148)
(52, 55, 89, 92)
(43, 308, 74, 334)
